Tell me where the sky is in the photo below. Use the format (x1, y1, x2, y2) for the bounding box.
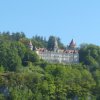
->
(0, 0, 100, 46)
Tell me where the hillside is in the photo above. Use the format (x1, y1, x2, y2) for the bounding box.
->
(0, 32, 100, 100)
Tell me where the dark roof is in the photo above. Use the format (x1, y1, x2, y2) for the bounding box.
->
(69, 39, 76, 47)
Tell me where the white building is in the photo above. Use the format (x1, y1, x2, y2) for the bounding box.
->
(29, 38, 79, 64)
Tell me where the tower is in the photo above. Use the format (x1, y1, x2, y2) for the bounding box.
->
(29, 40, 33, 50)
(54, 37, 59, 52)
(69, 39, 76, 49)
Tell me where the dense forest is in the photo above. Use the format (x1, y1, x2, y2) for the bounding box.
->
(0, 32, 100, 100)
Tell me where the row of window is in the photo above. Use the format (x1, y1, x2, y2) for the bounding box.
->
(39, 53, 78, 57)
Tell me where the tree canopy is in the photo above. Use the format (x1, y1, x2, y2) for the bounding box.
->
(0, 32, 99, 99)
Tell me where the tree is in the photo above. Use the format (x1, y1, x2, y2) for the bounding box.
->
(11, 32, 26, 41)
(79, 44, 100, 71)
(0, 94, 5, 100)
(57, 37, 65, 49)
(10, 86, 33, 100)
(0, 41, 22, 71)
(22, 51, 39, 66)
(47, 36, 55, 51)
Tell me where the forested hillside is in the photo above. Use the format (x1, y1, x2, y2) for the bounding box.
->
(0, 32, 100, 100)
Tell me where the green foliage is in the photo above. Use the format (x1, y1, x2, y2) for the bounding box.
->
(32, 35, 47, 48)
(47, 36, 65, 50)
(47, 36, 55, 50)
(22, 51, 39, 66)
(0, 41, 22, 71)
(79, 44, 100, 68)
(0, 32, 99, 99)
(79, 44, 100, 99)
(0, 66, 5, 72)
(0, 94, 5, 100)
(0, 63, 97, 99)
(9, 86, 33, 100)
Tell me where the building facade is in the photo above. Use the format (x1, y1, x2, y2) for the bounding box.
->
(29, 38, 79, 64)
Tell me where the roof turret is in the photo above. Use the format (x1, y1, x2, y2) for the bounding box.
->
(69, 39, 76, 48)
(54, 37, 59, 52)
(29, 40, 33, 50)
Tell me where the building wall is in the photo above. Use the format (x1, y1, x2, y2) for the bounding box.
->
(31, 38, 79, 64)
(37, 51, 79, 64)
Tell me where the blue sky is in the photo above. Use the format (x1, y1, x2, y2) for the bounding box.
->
(0, 0, 100, 46)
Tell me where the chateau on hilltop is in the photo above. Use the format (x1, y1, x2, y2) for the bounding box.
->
(29, 38, 79, 64)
